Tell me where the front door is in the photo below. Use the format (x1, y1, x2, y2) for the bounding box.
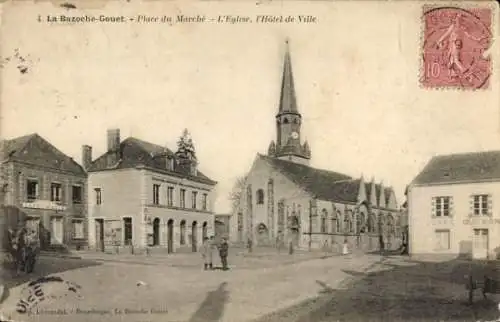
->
(473, 229, 489, 260)
(50, 217, 63, 244)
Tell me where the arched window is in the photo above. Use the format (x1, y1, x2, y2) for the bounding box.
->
(256, 189, 264, 205)
(349, 211, 354, 233)
(344, 211, 350, 233)
(368, 214, 376, 233)
(359, 212, 366, 233)
(387, 215, 395, 236)
(284, 118, 289, 124)
(336, 211, 342, 233)
(294, 118, 298, 124)
(180, 220, 186, 245)
(320, 209, 327, 233)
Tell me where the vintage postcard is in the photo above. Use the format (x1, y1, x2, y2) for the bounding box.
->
(0, 0, 499, 321)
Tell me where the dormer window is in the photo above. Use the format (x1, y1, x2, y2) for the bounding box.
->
(166, 156, 174, 171)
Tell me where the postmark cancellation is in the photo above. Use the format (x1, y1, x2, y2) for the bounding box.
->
(421, 5, 493, 90)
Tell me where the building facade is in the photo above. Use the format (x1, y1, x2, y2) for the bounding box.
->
(230, 42, 402, 251)
(86, 129, 217, 253)
(1, 134, 88, 250)
(409, 151, 500, 260)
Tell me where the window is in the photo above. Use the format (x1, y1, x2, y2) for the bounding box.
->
(433, 196, 452, 217)
(320, 210, 327, 233)
(202, 193, 208, 211)
(72, 186, 83, 204)
(51, 183, 62, 202)
(473, 194, 490, 216)
(73, 219, 84, 239)
(167, 187, 174, 207)
(26, 179, 39, 201)
(180, 220, 186, 245)
(95, 188, 102, 205)
(434, 229, 450, 250)
(153, 184, 160, 205)
(123, 218, 133, 245)
(256, 189, 264, 205)
(192, 191, 198, 209)
(180, 189, 186, 208)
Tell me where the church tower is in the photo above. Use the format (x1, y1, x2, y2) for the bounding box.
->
(267, 40, 311, 165)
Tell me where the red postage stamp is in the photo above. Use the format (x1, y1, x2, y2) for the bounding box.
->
(421, 6, 492, 90)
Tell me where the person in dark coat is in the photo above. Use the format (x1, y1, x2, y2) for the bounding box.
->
(219, 238, 229, 271)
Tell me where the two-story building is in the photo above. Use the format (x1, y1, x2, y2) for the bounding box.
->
(85, 129, 217, 253)
(408, 151, 500, 260)
(1, 133, 87, 250)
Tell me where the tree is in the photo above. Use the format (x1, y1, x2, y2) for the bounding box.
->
(228, 176, 247, 214)
(176, 129, 196, 161)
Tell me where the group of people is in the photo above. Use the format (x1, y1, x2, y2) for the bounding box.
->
(6, 223, 40, 274)
(201, 236, 229, 271)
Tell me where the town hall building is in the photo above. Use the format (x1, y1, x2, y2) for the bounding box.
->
(85, 129, 217, 253)
(230, 42, 402, 251)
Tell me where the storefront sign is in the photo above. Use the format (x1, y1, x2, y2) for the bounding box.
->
(22, 200, 66, 211)
(463, 218, 500, 225)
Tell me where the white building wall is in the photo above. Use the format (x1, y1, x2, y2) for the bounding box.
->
(409, 181, 500, 260)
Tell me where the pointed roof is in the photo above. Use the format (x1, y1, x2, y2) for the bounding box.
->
(2, 133, 86, 176)
(88, 137, 216, 185)
(278, 39, 298, 114)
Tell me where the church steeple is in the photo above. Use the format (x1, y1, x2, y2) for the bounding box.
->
(278, 39, 298, 114)
(270, 39, 311, 165)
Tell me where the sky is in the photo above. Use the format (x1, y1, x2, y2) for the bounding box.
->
(1, 1, 499, 213)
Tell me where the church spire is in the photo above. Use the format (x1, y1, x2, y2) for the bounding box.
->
(278, 39, 298, 114)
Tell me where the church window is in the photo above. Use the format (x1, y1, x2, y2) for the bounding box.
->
(336, 211, 342, 233)
(256, 189, 264, 205)
(283, 118, 289, 124)
(320, 209, 327, 233)
(294, 118, 298, 124)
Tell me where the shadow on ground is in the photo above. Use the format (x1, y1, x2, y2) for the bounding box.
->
(188, 282, 229, 322)
(254, 256, 500, 322)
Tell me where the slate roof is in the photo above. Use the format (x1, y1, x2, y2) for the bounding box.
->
(260, 154, 355, 202)
(88, 137, 216, 185)
(412, 150, 500, 186)
(2, 133, 86, 176)
(259, 154, 396, 207)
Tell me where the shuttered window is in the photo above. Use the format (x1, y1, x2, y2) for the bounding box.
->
(432, 196, 452, 217)
(471, 194, 492, 216)
(434, 229, 450, 250)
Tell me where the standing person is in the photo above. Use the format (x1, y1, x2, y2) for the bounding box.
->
(379, 234, 385, 256)
(342, 238, 349, 255)
(247, 237, 253, 253)
(209, 236, 217, 270)
(200, 237, 212, 270)
(219, 237, 229, 271)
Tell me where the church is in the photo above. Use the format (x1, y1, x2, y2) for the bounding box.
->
(230, 42, 402, 251)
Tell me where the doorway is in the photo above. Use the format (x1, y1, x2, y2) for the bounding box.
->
(202, 222, 208, 241)
(473, 229, 489, 260)
(167, 219, 174, 253)
(95, 219, 104, 252)
(153, 218, 160, 246)
(191, 221, 198, 252)
(50, 217, 63, 244)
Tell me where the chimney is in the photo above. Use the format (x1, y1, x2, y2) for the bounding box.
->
(107, 129, 120, 152)
(82, 145, 92, 170)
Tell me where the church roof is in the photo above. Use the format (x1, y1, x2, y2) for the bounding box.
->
(88, 137, 216, 185)
(259, 154, 357, 202)
(259, 155, 396, 207)
(1, 133, 86, 176)
(412, 150, 500, 186)
(278, 40, 298, 114)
